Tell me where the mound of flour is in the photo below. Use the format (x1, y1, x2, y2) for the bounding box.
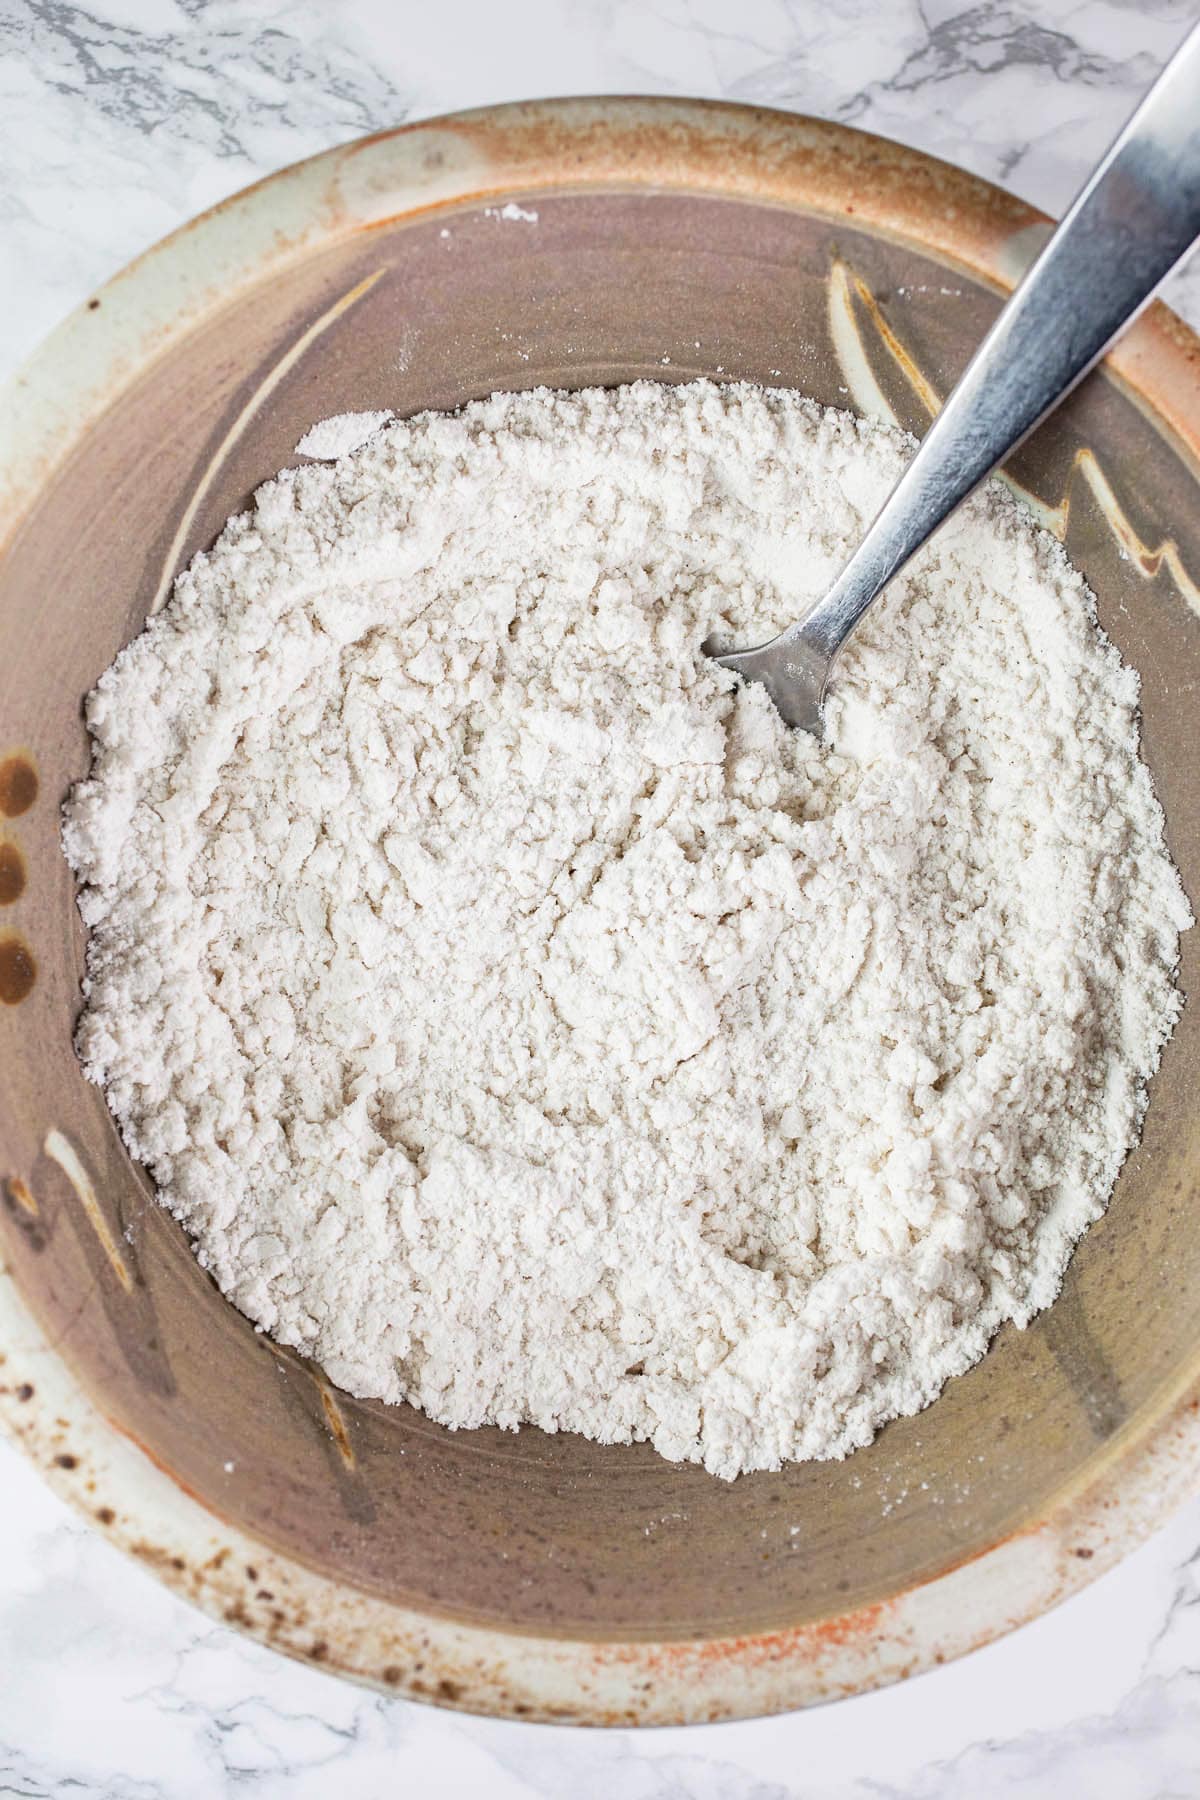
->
(62, 381, 1191, 1479)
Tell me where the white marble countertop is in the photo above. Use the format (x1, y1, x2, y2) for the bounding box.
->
(2, 1, 1200, 1794)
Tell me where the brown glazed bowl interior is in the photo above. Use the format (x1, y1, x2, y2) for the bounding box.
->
(0, 100, 1198, 1725)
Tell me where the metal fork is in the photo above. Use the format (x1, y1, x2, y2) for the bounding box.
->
(709, 21, 1200, 734)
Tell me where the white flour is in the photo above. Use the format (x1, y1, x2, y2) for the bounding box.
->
(62, 381, 1191, 1479)
(295, 409, 393, 460)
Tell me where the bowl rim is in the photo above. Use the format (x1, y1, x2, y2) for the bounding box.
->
(2, 95, 1198, 1727)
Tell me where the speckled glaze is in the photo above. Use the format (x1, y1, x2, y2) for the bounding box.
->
(0, 99, 1197, 1725)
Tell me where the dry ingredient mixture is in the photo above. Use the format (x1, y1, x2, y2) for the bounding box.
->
(62, 381, 1192, 1480)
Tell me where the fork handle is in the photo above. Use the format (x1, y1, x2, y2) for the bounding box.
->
(804, 20, 1200, 664)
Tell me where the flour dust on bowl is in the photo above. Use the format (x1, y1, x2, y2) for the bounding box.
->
(0, 100, 1198, 1725)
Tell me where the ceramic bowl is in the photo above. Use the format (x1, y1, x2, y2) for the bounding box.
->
(0, 99, 1197, 1725)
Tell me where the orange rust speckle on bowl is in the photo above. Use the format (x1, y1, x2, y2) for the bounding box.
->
(0, 935, 36, 1004)
(96, 1506, 115, 1525)
(382, 1665, 402, 1685)
(310, 1640, 329, 1662)
(803, 1600, 893, 1652)
(54, 1452, 78, 1470)
(0, 755, 36, 819)
(14, 1383, 33, 1402)
(0, 842, 25, 905)
(129, 1539, 187, 1575)
(624, 1600, 892, 1680)
(4, 1176, 38, 1217)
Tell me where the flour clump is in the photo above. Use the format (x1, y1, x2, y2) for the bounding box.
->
(62, 381, 1192, 1479)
